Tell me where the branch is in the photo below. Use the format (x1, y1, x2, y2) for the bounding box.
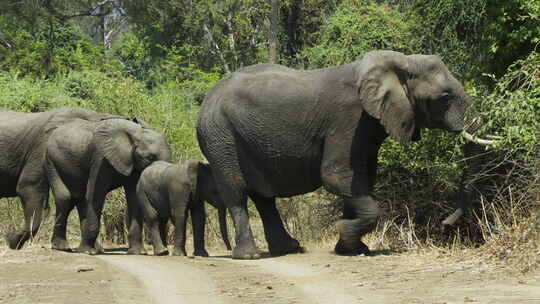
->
(203, 23, 231, 73)
(46, 0, 117, 21)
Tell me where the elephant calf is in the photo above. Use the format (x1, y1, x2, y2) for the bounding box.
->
(136, 160, 231, 256)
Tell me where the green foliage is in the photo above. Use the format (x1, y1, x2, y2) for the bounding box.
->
(300, 0, 420, 67)
(482, 0, 540, 77)
(395, 0, 487, 78)
(123, 0, 269, 72)
(0, 15, 107, 78)
(473, 51, 540, 160)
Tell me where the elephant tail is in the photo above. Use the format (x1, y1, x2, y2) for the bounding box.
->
(218, 208, 232, 251)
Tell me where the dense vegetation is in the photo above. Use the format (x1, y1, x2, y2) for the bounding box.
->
(0, 0, 538, 269)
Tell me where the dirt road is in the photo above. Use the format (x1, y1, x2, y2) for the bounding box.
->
(1, 246, 539, 304)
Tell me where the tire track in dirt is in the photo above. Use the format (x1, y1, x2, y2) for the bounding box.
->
(96, 254, 224, 304)
(231, 257, 363, 304)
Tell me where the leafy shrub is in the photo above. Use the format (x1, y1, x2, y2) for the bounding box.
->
(300, 0, 420, 68)
(0, 16, 105, 78)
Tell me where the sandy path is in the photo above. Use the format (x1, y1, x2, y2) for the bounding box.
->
(231, 257, 362, 303)
(2, 246, 539, 304)
(96, 254, 224, 304)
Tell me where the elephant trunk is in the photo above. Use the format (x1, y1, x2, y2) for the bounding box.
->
(218, 208, 232, 251)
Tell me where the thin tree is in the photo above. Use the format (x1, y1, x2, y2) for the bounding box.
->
(268, 0, 279, 63)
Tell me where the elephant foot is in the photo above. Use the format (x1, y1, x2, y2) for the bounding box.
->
(268, 237, 304, 256)
(232, 244, 260, 260)
(193, 249, 209, 257)
(127, 246, 148, 255)
(154, 247, 169, 256)
(335, 219, 374, 256)
(51, 238, 73, 252)
(334, 239, 371, 256)
(76, 245, 100, 255)
(94, 241, 105, 254)
(6, 231, 28, 250)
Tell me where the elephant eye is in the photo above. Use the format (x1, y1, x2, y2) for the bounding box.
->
(440, 92, 452, 102)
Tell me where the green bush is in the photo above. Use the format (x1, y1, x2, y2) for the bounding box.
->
(473, 51, 540, 159)
(300, 0, 420, 68)
(0, 16, 106, 78)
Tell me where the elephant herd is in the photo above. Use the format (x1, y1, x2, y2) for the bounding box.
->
(2, 50, 487, 259)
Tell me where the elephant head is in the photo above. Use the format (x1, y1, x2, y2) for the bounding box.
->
(94, 119, 172, 176)
(186, 160, 232, 251)
(356, 50, 471, 143)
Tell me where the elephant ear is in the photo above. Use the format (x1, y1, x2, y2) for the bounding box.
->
(95, 120, 140, 176)
(357, 51, 417, 144)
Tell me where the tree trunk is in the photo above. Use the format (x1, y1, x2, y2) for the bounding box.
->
(269, 0, 279, 63)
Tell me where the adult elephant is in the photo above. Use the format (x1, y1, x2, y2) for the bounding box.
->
(0, 107, 117, 250)
(46, 117, 171, 254)
(197, 50, 474, 259)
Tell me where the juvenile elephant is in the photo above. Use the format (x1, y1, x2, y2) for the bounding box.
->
(197, 50, 474, 259)
(0, 107, 117, 249)
(136, 160, 231, 257)
(46, 117, 171, 254)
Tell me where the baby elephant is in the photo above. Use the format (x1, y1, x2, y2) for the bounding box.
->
(136, 160, 231, 256)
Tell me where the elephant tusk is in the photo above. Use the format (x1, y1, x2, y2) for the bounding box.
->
(442, 208, 464, 226)
(461, 131, 498, 146)
(484, 135, 503, 140)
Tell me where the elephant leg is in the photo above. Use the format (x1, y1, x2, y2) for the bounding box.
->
(227, 192, 259, 259)
(212, 174, 257, 259)
(51, 199, 76, 251)
(250, 193, 302, 256)
(79, 180, 110, 255)
(334, 195, 379, 255)
(7, 189, 47, 250)
(171, 206, 188, 256)
(199, 128, 258, 259)
(190, 202, 209, 257)
(7, 175, 48, 249)
(159, 219, 168, 248)
(48, 164, 75, 251)
(78, 195, 106, 255)
(138, 188, 168, 256)
(125, 184, 147, 255)
(74, 202, 104, 254)
(148, 217, 168, 256)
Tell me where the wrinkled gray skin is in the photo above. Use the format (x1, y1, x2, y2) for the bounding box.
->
(136, 160, 231, 257)
(197, 50, 471, 259)
(46, 118, 171, 254)
(0, 107, 118, 250)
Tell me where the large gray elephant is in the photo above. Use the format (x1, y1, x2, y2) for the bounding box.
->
(0, 107, 117, 249)
(136, 160, 231, 257)
(46, 117, 171, 254)
(197, 50, 473, 259)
